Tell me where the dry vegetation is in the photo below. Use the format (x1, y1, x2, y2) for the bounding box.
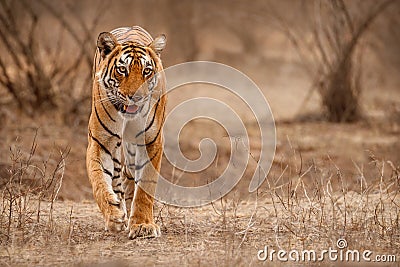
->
(269, 0, 396, 122)
(0, 0, 106, 122)
(0, 132, 69, 244)
(0, 0, 400, 266)
(0, 136, 399, 265)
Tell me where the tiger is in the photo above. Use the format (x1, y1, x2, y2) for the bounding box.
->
(86, 26, 166, 239)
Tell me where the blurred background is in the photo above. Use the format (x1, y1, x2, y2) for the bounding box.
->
(0, 0, 399, 201)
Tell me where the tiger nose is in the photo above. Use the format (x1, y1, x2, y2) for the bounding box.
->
(128, 95, 142, 102)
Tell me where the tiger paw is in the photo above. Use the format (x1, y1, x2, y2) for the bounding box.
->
(128, 222, 161, 239)
(104, 205, 127, 232)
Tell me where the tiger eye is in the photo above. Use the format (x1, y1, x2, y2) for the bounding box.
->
(117, 66, 126, 74)
(143, 67, 152, 76)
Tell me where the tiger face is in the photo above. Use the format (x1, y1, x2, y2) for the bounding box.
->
(96, 32, 166, 118)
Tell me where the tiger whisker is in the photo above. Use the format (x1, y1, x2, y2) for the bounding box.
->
(95, 98, 118, 104)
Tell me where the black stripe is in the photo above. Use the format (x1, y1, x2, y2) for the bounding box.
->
(107, 58, 116, 78)
(148, 148, 160, 161)
(103, 168, 113, 177)
(95, 105, 121, 139)
(90, 133, 112, 157)
(135, 148, 160, 170)
(114, 167, 121, 172)
(138, 105, 144, 113)
(101, 101, 116, 122)
(137, 124, 162, 147)
(138, 105, 165, 147)
(112, 175, 120, 180)
(92, 167, 113, 178)
(134, 50, 147, 57)
(135, 98, 160, 138)
(121, 46, 134, 52)
(116, 141, 122, 147)
(103, 63, 112, 88)
(113, 189, 124, 195)
(120, 44, 147, 56)
(135, 162, 148, 170)
(122, 168, 135, 180)
(135, 58, 144, 68)
(133, 46, 147, 53)
(89, 133, 121, 165)
(97, 87, 117, 122)
(126, 148, 135, 157)
(107, 90, 121, 112)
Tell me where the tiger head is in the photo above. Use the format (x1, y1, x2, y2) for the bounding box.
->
(95, 31, 166, 118)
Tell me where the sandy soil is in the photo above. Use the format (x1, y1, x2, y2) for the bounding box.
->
(1, 189, 399, 266)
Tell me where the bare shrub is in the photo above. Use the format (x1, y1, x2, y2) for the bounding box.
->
(269, 0, 395, 122)
(0, 0, 104, 119)
(0, 130, 69, 244)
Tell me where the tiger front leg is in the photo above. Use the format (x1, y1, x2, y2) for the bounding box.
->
(128, 143, 162, 239)
(87, 140, 127, 232)
(122, 143, 136, 217)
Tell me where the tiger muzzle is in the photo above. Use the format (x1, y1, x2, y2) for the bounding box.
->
(120, 94, 146, 115)
(122, 104, 140, 114)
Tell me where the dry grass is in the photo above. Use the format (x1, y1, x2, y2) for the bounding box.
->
(0, 131, 70, 247)
(257, 150, 400, 252)
(0, 134, 398, 266)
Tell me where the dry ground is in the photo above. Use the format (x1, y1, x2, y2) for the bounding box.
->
(0, 111, 399, 266)
(1, 190, 399, 266)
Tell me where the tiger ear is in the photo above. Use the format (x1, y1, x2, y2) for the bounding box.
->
(150, 34, 166, 56)
(97, 32, 117, 59)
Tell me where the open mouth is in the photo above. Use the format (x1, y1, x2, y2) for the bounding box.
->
(121, 104, 140, 114)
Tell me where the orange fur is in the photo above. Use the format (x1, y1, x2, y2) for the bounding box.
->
(86, 26, 166, 238)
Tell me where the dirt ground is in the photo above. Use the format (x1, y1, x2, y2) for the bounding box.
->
(1, 190, 399, 266)
(1, 110, 399, 266)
